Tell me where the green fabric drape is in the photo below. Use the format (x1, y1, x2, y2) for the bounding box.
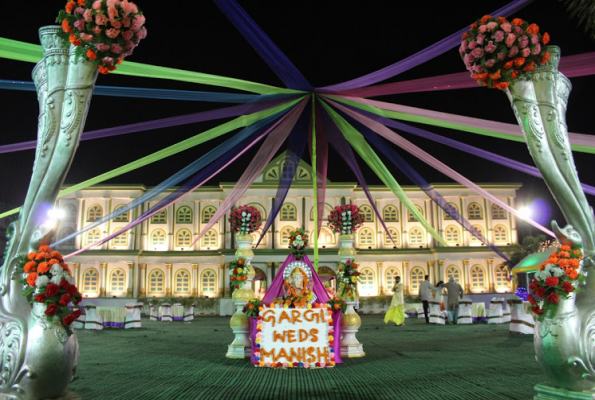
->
(0, 38, 304, 95)
(320, 100, 448, 246)
(311, 94, 318, 272)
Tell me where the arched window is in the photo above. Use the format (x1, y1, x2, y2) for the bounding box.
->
(64, 204, 77, 222)
(110, 268, 126, 294)
(359, 268, 375, 296)
(148, 269, 164, 294)
(469, 225, 485, 242)
(383, 205, 398, 222)
(87, 204, 103, 222)
(202, 205, 217, 223)
(175, 229, 192, 248)
(310, 204, 332, 221)
(111, 228, 128, 247)
(445, 265, 462, 283)
(176, 206, 193, 224)
(113, 204, 129, 222)
(470, 265, 486, 289)
(468, 203, 483, 220)
(385, 267, 399, 288)
(151, 209, 167, 224)
(201, 269, 217, 294)
(280, 203, 297, 221)
(296, 166, 310, 180)
(201, 229, 218, 248)
(384, 227, 400, 246)
(444, 202, 459, 220)
(360, 204, 374, 223)
(251, 229, 267, 246)
(82, 268, 99, 294)
(410, 267, 424, 292)
(85, 228, 101, 247)
(315, 227, 334, 245)
(444, 225, 460, 244)
(175, 269, 191, 294)
(494, 225, 508, 242)
(409, 227, 425, 245)
(280, 226, 293, 246)
(150, 229, 166, 248)
(494, 265, 511, 289)
(408, 205, 424, 222)
(281, 161, 296, 180)
(358, 227, 374, 247)
(57, 227, 75, 248)
(491, 204, 507, 219)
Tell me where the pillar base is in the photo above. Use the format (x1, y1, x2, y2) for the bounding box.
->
(340, 343, 365, 358)
(534, 383, 595, 399)
(226, 344, 251, 359)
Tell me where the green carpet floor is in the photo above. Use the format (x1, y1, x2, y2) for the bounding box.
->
(68, 315, 542, 399)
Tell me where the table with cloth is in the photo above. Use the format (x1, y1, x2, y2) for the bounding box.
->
(96, 307, 127, 328)
(405, 303, 423, 317)
(158, 305, 184, 321)
(472, 302, 487, 323)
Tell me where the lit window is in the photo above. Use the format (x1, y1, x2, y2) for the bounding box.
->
(384, 227, 399, 246)
(409, 227, 424, 245)
(110, 269, 126, 293)
(410, 267, 424, 292)
(150, 229, 166, 248)
(469, 225, 485, 242)
(175, 269, 191, 294)
(494, 225, 508, 242)
(359, 268, 374, 295)
(151, 210, 167, 224)
(444, 203, 458, 220)
(444, 225, 460, 243)
(177, 206, 192, 224)
(280, 203, 297, 221)
(281, 161, 296, 180)
(495, 265, 511, 288)
(491, 204, 507, 219)
(470, 265, 486, 289)
(358, 227, 374, 247)
(83, 268, 99, 293)
(312, 205, 333, 221)
(360, 204, 374, 222)
(176, 229, 192, 247)
(113, 204, 129, 222)
(383, 205, 398, 222)
(468, 203, 483, 220)
(201, 269, 216, 294)
(202, 229, 218, 248)
(87, 205, 103, 222)
(280, 227, 293, 246)
(202, 206, 217, 223)
(446, 265, 461, 283)
(315, 228, 334, 245)
(148, 270, 164, 294)
(111, 228, 128, 247)
(408, 205, 423, 222)
(86, 228, 101, 246)
(385, 268, 399, 287)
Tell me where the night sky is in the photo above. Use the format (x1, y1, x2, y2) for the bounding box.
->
(1, 0, 594, 238)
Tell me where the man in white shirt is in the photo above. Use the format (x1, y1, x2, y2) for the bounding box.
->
(419, 275, 441, 324)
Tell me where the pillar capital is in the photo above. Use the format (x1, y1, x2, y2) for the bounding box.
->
(427, 261, 434, 268)
(139, 263, 147, 270)
(377, 262, 384, 269)
(402, 262, 409, 269)
(100, 263, 107, 269)
(192, 263, 198, 270)
(218, 263, 225, 270)
(165, 263, 172, 270)
(487, 258, 494, 266)
(462, 259, 470, 267)
(127, 262, 134, 269)
(438, 260, 445, 267)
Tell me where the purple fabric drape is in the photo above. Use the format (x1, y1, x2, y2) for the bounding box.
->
(318, 0, 535, 92)
(213, 0, 312, 91)
(330, 52, 595, 98)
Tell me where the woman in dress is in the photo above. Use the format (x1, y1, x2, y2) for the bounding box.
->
(384, 276, 405, 326)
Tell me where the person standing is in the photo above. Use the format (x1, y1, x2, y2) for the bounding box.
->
(384, 276, 405, 326)
(419, 275, 441, 324)
(444, 277, 464, 324)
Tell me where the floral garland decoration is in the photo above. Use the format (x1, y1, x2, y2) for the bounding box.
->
(19, 245, 83, 336)
(336, 259, 360, 301)
(328, 296, 347, 314)
(242, 298, 262, 318)
(228, 205, 263, 235)
(56, 0, 147, 75)
(460, 15, 551, 90)
(527, 245, 585, 316)
(327, 204, 365, 234)
(288, 227, 309, 260)
(229, 257, 249, 290)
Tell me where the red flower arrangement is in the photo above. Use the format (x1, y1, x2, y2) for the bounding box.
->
(56, 0, 146, 74)
(527, 245, 584, 316)
(327, 204, 365, 235)
(288, 227, 309, 260)
(20, 245, 83, 335)
(336, 259, 360, 301)
(460, 15, 551, 90)
(228, 205, 263, 235)
(229, 257, 249, 290)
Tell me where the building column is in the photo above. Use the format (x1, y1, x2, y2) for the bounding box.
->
(402, 262, 409, 295)
(139, 264, 147, 296)
(165, 263, 172, 297)
(438, 260, 445, 283)
(72, 263, 80, 287)
(127, 262, 134, 298)
(224, 262, 231, 297)
(99, 263, 107, 297)
(487, 259, 495, 293)
(463, 259, 470, 294)
(218, 263, 225, 297)
(266, 262, 273, 289)
(191, 264, 199, 296)
(377, 262, 384, 295)
(428, 261, 435, 283)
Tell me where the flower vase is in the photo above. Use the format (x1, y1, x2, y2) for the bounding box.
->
(226, 265, 255, 359)
(338, 234, 356, 263)
(235, 233, 254, 264)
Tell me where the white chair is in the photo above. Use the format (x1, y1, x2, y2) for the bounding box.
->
(72, 306, 86, 329)
(502, 300, 512, 323)
(149, 304, 158, 321)
(457, 298, 473, 325)
(184, 303, 195, 322)
(417, 306, 426, 319)
(487, 297, 504, 324)
(83, 304, 104, 330)
(509, 299, 535, 334)
(429, 299, 447, 325)
(160, 302, 172, 322)
(125, 302, 143, 329)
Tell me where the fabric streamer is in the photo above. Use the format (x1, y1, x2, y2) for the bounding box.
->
(326, 98, 556, 238)
(320, 100, 447, 246)
(318, 0, 534, 92)
(213, 0, 312, 91)
(307, 103, 329, 238)
(310, 96, 319, 271)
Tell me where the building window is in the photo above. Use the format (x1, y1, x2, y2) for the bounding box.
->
(469, 225, 485, 242)
(87, 204, 103, 222)
(311, 204, 332, 221)
(410, 267, 424, 292)
(385, 268, 399, 288)
(111, 228, 128, 247)
(444, 225, 460, 244)
(470, 265, 486, 289)
(201, 269, 216, 294)
(150, 229, 166, 248)
(280, 226, 293, 246)
(280, 203, 297, 221)
(202, 205, 217, 223)
(384, 227, 400, 246)
(202, 229, 218, 248)
(444, 203, 458, 220)
(468, 203, 483, 220)
(408, 205, 423, 222)
(360, 204, 374, 222)
(359, 268, 374, 296)
(491, 204, 507, 219)
(65, 204, 77, 222)
(82, 268, 99, 293)
(314, 228, 334, 245)
(176, 206, 193, 224)
(494, 225, 508, 242)
(251, 229, 267, 246)
(175, 269, 191, 294)
(265, 167, 278, 180)
(281, 161, 296, 180)
(409, 227, 424, 245)
(85, 228, 101, 247)
(358, 227, 374, 247)
(383, 205, 398, 222)
(296, 167, 310, 180)
(445, 265, 462, 283)
(110, 268, 126, 294)
(494, 265, 511, 288)
(113, 204, 129, 222)
(151, 210, 167, 224)
(148, 269, 164, 294)
(176, 229, 192, 248)
(58, 227, 75, 248)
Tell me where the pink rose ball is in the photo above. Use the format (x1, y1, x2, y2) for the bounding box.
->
(74, 19, 86, 30)
(79, 33, 94, 43)
(95, 14, 108, 26)
(95, 43, 110, 52)
(102, 57, 114, 65)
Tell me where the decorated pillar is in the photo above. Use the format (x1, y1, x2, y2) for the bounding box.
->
(127, 262, 134, 298)
(338, 233, 364, 358)
(165, 263, 172, 297)
(99, 263, 107, 297)
(402, 262, 409, 296)
(139, 264, 147, 297)
(462, 259, 470, 294)
(487, 259, 495, 293)
(192, 264, 199, 296)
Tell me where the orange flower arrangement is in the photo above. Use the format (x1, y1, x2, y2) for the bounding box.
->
(229, 257, 249, 290)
